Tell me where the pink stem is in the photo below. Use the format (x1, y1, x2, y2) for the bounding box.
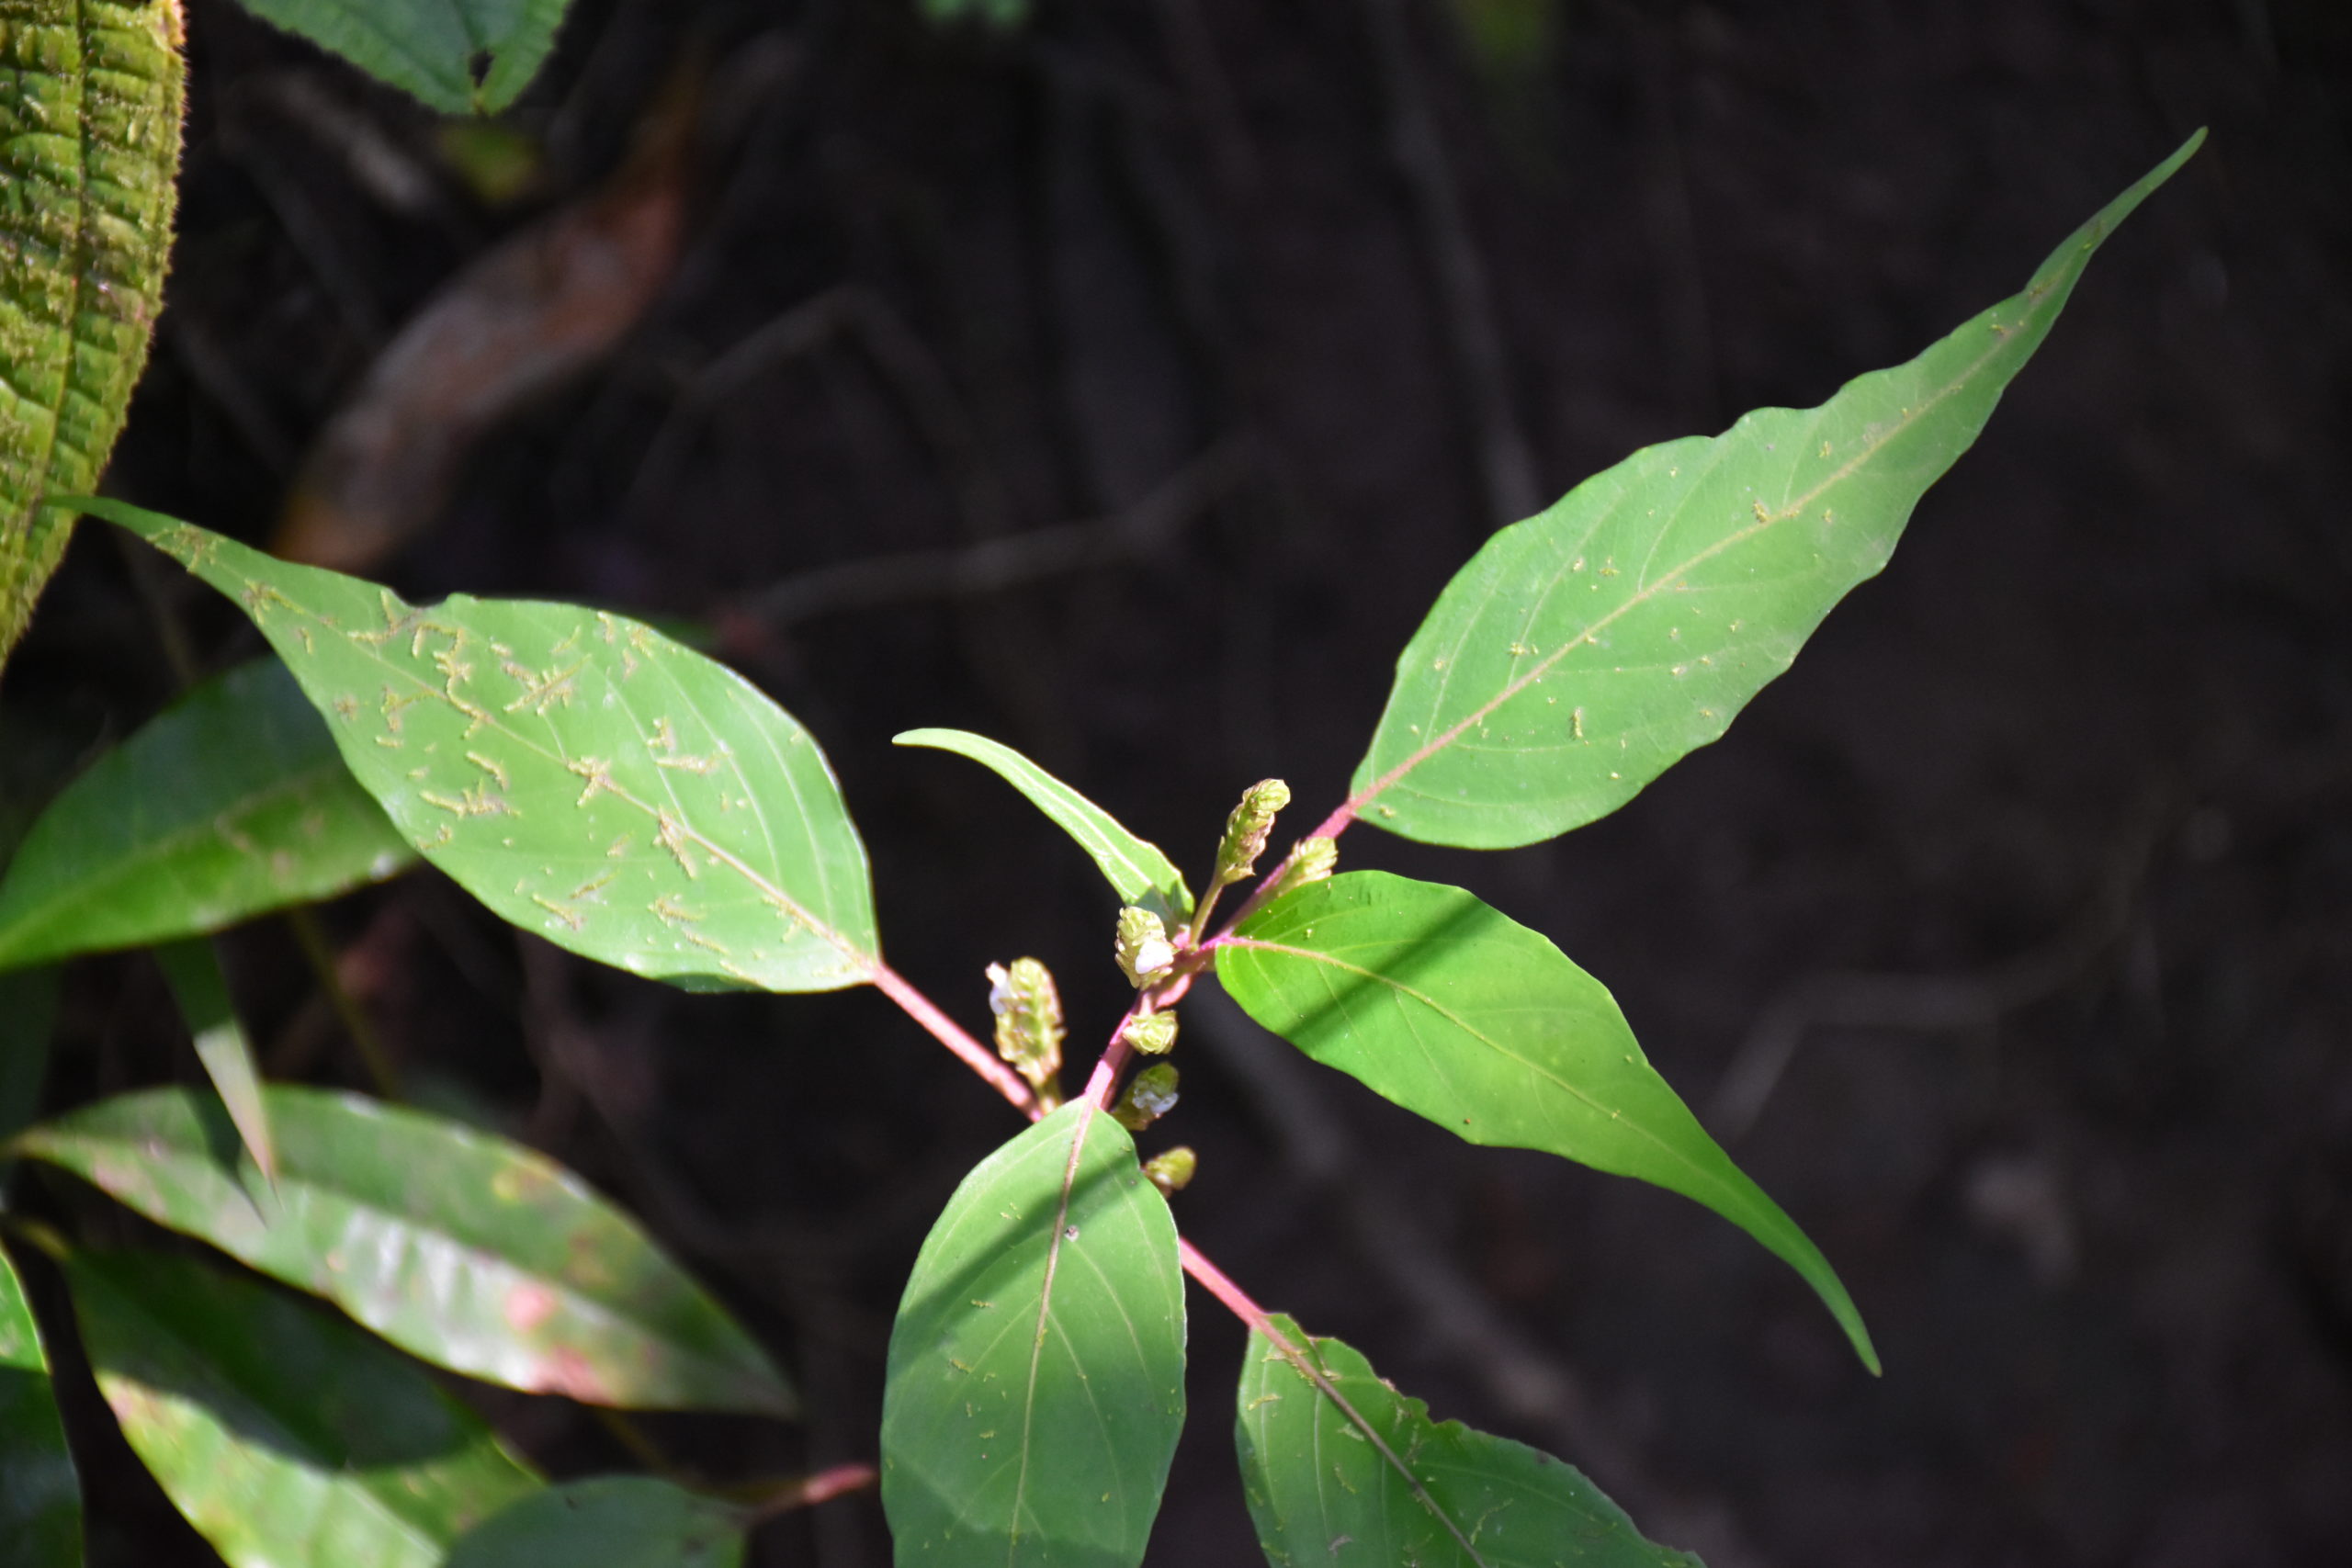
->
(867, 962, 1039, 1118)
(1178, 1236, 1274, 1331)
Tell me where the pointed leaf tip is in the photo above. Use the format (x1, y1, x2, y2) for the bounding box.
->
(1346, 136, 2202, 850)
(1221, 871, 1877, 1372)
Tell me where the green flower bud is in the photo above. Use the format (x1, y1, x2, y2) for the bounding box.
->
(985, 957, 1063, 1104)
(1267, 836, 1339, 900)
(1120, 1010, 1179, 1055)
(1111, 1063, 1180, 1132)
(1214, 778, 1292, 888)
(1114, 906, 1176, 987)
(1143, 1145, 1198, 1196)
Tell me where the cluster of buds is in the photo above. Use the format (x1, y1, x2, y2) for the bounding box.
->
(985, 957, 1063, 1110)
(1211, 778, 1292, 893)
(1142, 1146, 1196, 1196)
(1119, 1010, 1178, 1055)
(1114, 905, 1176, 988)
(1112, 1063, 1180, 1132)
(1265, 835, 1338, 901)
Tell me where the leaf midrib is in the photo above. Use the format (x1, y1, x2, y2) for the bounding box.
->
(1351, 295, 2030, 821)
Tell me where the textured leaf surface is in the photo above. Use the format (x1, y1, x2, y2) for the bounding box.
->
(66, 1249, 541, 1568)
(882, 1102, 1186, 1567)
(1346, 134, 2202, 848)
(896, 729, 1192, 924)
(1220, 872, 1875, 1371)
(0, 1244, 78, 1568)
(154, 937, 277, 1186)
(74, 500, 878, 995)
(227, 0, 573, 115)
(18, 1086, 795, 1414)
(0, 658, 414, 969)
(0, 0, 183, 662)
(447, 1476, 747, 1568)
(1237, 1314, 1698, 1568)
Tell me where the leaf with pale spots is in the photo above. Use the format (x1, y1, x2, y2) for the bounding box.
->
(16, 1086, 795, 1415)
(65, 1249, 542, 1568)
(0, 1244, 79, 1567)
(1237, 1313, 1699, 1568)
(1219, 872, 1877, 1372)
(882, 1102, 1186, 1567)
(0, 658, 414, 971)
(1347, 134, 2201, 848)
(62, 500, 878, 995)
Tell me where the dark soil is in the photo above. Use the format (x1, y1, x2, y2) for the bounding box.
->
(6, 0, 2349, 1563)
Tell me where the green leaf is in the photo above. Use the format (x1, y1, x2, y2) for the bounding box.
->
(1237, 1313, 1698, 1568)
(0, 658, 415, 971)
(447, 1476, 748, 1568)
(0, 1243, 79, 1568)
(895, 728, 1193, 924)
(0, 0, 183, 663)
(225, 0, 575, 116)
(67, 500, 879, 996)
(1346, 133, 2204, 849)
(1219, 871, 1876, 1372)
(882, 1102, 1186, 1567)
(154, 938, 278, 1187)
(17, 1086, 795, 1415)
(64, 1248, 541, 1568)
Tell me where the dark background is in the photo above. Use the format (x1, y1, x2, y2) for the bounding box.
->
(4, 0, 2348, 1563)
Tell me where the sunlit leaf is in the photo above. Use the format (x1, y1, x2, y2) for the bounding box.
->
(154, 938, 277, 1186)
(17, 1086, 795, 1415)
(1218, 871, 1876, 1371)
(0, 1243, 79, 1567)
(225, 0, 575, 116)
(0, 658, 414, 971)
(66, 500, 878, 996)
(0, 0, 180, 662)
(896, 728, 1193, 924)
(447, 1476, 748, 1568)
(882, 1102, 1186, 1566)
(1346, 134, 2202, 848)
(1237, 1313, 1697, 1568)
(65, 1249, 540, 1568)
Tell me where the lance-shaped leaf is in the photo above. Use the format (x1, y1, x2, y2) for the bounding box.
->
(16, 1086, 795, 1414)
(896, 728, 1192, 924)
(447, 1476, 748, 1568)
(226, 0, 574, 116)
(67, 500, 878, 996)
(882, 1102, 1186, 1567)
(1219, 872, 1876, 1371)
(1237, 1314, 1698, 1568)
(0, 1244, 79, 1568)
(65, 1249, 541, 1568)
(0, 659, 414, 970)
(0, 0, 182, 663)
(154, 938, 277, 1186)
(1345, 134, 2203, 849)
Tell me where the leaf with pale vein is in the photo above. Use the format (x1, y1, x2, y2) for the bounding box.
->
(1237, 1314, 1699, 1568)
(895, 728, 1192, 923)
(65, 499, 877, 996)
(881, 1102, 1185, 1567)
(65, 1249, 541, 1568)
(0, 658, 414, 970)
(1349, 133, 2203, 848)
(17, 1086, 795, 1414)
(0, 1243, 79, 1568)
(1219, 871, 1876, 1371)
